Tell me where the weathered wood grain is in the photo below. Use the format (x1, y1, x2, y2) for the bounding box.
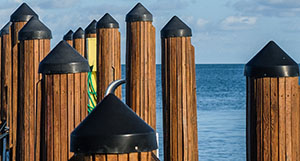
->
(246, 76, 300, 161)
(96, 28, 121, 101)
(126, 21, 156, 129)
(18, 39, 50, 161)
(11, 21, 26, 161)
(161, 36, 198, 161)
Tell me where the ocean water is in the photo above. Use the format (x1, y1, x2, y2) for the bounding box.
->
(121, 64, 246, 161)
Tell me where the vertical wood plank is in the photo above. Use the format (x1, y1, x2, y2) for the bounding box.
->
(53, 75, 61, 161)
(61, 74, 68, 161)
(94, 154, 106, 161)
(106, 154, 118, 161)
(74, 74, 81, 127)
(176, 37, 182, 161)
(118, 154, 128, 161)
(140, 152, 148, 161)
(129, 153, 139, 161)
(262, 78, 271, 161)
(286, 78, 292, 161)
(170, 37, 177, 161)
(270, 78, 279, 161)
(279, 77, 286, 161)
(1, 32, 12, 150)
(68, 73, 75, 159)
(256, 78, 263, 161)
(292, 78, 299, 160)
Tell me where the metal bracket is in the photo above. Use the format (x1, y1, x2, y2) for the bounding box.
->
(105, 79, 126, 96)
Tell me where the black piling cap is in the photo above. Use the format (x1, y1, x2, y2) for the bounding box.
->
(97, 13, 119, 29)
(0, 22, 11, 36)
(71, 94, 158, 154)
(73, 27, 84, 39)
(85, 20, 97, 35)
(10, 3, 38, 22)
(19, 17, 52, 40)
(244, 41, 299, 77)
(161, 16, 192, 38)
(38, 40, 90, 74)
(126, 3, 153, 22)
(63, 30, 73, 40)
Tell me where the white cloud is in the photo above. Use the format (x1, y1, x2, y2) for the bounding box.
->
(221, 16, 257, 30)
(13, 0, 22, 3)
(231, 0, 300, 17)
(196, 18, 208, 28)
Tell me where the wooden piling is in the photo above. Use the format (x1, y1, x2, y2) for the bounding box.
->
(96, 13, 121, 101)
(0, 22, 11, 126)
(0, 29, 2, 125)
(39, 40, 90, 161)
(70, 94, 159, 161)
(10, 3, 38, 161)
(17, 16, 52, 161)
(1, 23, 11, 159)
(63, 30, 73, 47)
(161, 16, 198, 161)
(73, 27, 88, 123)
(85, 20, 97, 110)
(245, 41, 300, 161)
(125, 3, 156, 129)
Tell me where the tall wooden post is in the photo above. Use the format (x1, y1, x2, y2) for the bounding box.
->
(245, 41, 300, 161)
(97, 13, 121, 101)
(0, 22, 11, 127)
(39, 40, 90, 161)
(10, 3, 38, 161)
(63, 30, 73, 47)
(17, 16, 52, 161)
(125, 3, 156, 129)
(85, 20, 97, 111)
(73, 27, 85, 57)
(0, 28, 2, 125)
(73, 27, 88, 123)
(70, 94, 159, 161)
(161, 16, 198, 161)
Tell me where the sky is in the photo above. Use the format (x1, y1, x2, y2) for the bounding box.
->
(1, 0, 300, 64)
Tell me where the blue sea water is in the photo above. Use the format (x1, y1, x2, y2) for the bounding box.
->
(121, 64, 246, 161)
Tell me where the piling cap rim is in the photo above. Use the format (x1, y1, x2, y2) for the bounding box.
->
(19, 17, 52, 40)
(97, 13, 119, 29)
(0, 22, 11, 36)
(73, 27, 84, 39)
(10, 3, 38, 22)
(244, 41, 299, 77)
(38, 40, 90, 74)
(161, 16, 192, 38)
(126, 3, 153, 22)
(85, 20, 97, 34)
(70, 94, 158, 154)
(63, 30, 73, 40)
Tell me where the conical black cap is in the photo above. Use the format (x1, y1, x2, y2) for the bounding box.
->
(10, 3, 38, 22)
(63, 30, 73, 40)
(126, 3, 152, 22)
(161, 16, 192, 38)
(244, 41, 299, 77)
(0, 22, 11, 36)
(73, 27, 84, 39)
(97, 13, 119, 29)
(71, 94, 158, 154)
(19, 17, 52, 40)
(38, 40, 90, 74)
(85, 20, 97, 34)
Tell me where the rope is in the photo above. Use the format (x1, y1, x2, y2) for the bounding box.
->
(87, 66, 97, 112)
